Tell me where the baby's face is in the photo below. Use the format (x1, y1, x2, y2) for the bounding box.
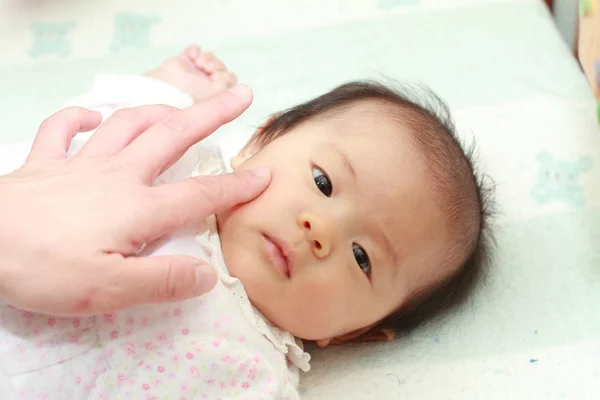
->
(216, 102, 450, 343)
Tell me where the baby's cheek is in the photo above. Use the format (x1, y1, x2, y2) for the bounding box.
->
(301, 279, 347, 333)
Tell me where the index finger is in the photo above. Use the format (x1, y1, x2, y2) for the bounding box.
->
(27, 107, 102, 161)
(142, 168, 270, 239)
(118, 85, 253, 181)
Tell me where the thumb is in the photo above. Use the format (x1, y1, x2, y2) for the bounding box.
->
(106, 256, 218, 310)
(151, 167, 271, 234)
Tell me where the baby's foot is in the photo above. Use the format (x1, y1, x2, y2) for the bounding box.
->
(145, 45, 237, 102)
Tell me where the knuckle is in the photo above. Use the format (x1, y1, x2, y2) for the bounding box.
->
(209, 97, 230, 121)
(159, 112, 192, 138)
(158, 260, 179, 301)
(111, 108, 139, 124)
(193, 176, 225, 205)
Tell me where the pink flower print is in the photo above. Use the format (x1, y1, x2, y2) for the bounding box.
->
(75, 376, 82, 385)
(206, 379, 215, 385)
(220, 382, 226, 389)
(239, 336, 246, 343)
(253, 356, 261, 363)
(189, 366, 200, 377)
(139, 317, 149, 327)
(242, 381, 250, 389)
(230, 380, 237, 388)
(153, 379, 161, 386)
(247, 366, 257, 380)
(71, 333, 81, 344)
(110, 330, 119, 339)
(221, 355, 233, 363)
(186, 352, 194, 360)
(156, 333, 167, 342)
(125, 343, 136, 356)
(213, 321, 221, 329)
(157, 366, 165, 373)
(238, 362, 248, 372)
(128, 379, 136, 387)
(47, 318, 56, 327)
(212, 340, 220, 347)
(146, 395, 157, 400)
(103, 314, 116, 324)
(137, 360, 144, 367)
(142, 384, 150, 391)
(22, 311, 32, 318)
(118, 374, 126, 385)
(72, 319, 80, 328)
(126, 316, 135, 325)
(98, 392, 106, 400)
(172, 355, 181, 363)
(125, 328, 133, 336)
(180, 384, 188, 392)
(181, 328, 189, 336)
(174, 308, 182, 316)
(143, 341, 153, 350)
(267, 376, 273, 384)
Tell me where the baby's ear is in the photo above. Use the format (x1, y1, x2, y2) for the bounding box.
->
(319, 328, 396, 347)
(230, 114, 280, 170)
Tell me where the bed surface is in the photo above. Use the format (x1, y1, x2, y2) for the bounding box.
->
(0, 0, 598, 398)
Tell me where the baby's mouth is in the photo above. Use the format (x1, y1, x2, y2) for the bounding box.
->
(262, 234, 291, 279)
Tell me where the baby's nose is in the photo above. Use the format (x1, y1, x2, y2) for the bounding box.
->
(296, 212, 334, 259)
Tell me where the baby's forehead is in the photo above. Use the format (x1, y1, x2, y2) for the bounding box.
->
(315, 99, 403, 125)
(305, 100, 411, 144)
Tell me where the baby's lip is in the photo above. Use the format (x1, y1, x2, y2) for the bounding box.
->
(263, 234, 293, 278)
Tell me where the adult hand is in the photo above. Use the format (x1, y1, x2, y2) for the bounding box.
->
(0, 85, 270, 316)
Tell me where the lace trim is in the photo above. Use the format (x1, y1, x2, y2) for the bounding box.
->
(200, 216, 311, 372)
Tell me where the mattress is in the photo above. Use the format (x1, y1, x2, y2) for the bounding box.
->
(0, 0, 598, 398)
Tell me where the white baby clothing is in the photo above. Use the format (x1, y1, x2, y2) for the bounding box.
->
(0, 75, 311, 400)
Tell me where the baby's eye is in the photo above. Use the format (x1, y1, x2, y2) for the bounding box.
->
(353, 244, 371, 276)
(312, 167, 332, 197)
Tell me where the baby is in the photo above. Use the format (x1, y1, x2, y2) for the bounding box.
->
(0, 46, 492, 399)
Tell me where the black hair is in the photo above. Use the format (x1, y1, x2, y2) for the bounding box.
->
(250, 81, 495, 336)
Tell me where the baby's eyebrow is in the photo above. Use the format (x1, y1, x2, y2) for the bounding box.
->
(324, 142, 356, 183)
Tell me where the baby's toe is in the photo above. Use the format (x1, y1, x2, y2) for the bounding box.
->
(184, 45, 201, 62)
(204, 59, 227, 74)
(196, 53, 226, 74)
(211, 71, 237, 90)
(195, 52, 214, 69)
(224, 72, 237, 87)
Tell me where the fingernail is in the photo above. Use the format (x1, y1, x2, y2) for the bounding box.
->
(195, 264, 218, 296)
(228, 84, 252, 97)
(250, 167, 270, 179)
